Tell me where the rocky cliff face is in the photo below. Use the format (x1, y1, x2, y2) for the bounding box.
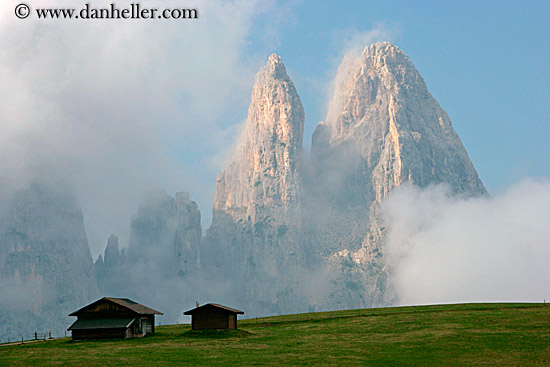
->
(207, 54, 308, 315)
(318, 42, 485, 197)
(212, 54, 304, 224)
(124, 190, 201, 277)
(306, 42, 487, 309)
(206, 44, 486, 313)
(174, 192, 202, 277)
(95, 234, 126, 296)
(0, 183, 98, 340)
(94, 190, 202, 322)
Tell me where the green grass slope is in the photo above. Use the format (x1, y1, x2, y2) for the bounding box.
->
(1, 303, 549, 366)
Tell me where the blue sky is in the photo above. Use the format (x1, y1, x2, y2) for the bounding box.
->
(1, 0, 548, 255)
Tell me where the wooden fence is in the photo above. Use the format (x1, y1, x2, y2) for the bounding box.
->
(0, 330, 69, 346)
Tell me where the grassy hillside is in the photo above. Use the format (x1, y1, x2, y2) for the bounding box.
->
(1, 303, 549, 366)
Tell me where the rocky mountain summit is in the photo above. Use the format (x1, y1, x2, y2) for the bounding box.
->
(206, 43, 487, 313)
(211, 53, 304, 226)
(206, 54, 308, 315)
(306, 42, 487, 309)
(204, 43, 486, 314)
(316, 42, 486, 197)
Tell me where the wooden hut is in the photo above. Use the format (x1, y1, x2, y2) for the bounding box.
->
(68, 297, 163, 340)
(184, 303, 244, 330)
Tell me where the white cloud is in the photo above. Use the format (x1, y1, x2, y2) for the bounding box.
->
(383, 180, 550, 305)
(0, 0, 264, 255)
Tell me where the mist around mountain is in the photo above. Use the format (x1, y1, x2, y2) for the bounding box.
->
(94, 42, 488, 318)
(0, 182, 98, 340)
(2, 43, 549, 340)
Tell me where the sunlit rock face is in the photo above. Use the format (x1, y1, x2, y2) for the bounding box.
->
(0, 183, 98, 340)
(306, 42, 487, 309)
(318, 42, 485, 198)
(206, 44, 486, 314)
(207, 54, 308, 315)
(212, 54, 304, 224)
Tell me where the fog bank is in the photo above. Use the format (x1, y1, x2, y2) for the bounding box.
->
(0, 0, 271, 257)
(383, 180, 550, 305)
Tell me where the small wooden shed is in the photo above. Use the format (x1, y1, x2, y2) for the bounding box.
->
(184, 303, 244, 330)
(68, 297, 163, 340)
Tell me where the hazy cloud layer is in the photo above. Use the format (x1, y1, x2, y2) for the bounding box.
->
(383, 180, 550, 305)
(0, 0, 268, 256)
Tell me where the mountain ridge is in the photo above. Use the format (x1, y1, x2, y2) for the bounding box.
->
(1, 43, 489, 339)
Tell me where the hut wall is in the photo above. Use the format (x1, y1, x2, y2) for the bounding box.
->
(142, 315, 155, 334)
(192, 309, 230, 330)
(228, 314, 237, 329)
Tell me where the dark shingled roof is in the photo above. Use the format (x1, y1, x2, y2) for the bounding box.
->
(105, 297, 163, 315)
(69, 297, 163, 316)
(184, 303, 244, 315)
(68, 318, 135, 330)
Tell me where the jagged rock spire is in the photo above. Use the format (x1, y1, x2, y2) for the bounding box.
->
(306, 42, 487, 310)
(315, 41, 486, 200)
(213, 53, 304, 222)
(207, 54, 306, 316)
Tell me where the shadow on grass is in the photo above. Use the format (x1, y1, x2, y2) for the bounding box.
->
(181, 329, 251, 339)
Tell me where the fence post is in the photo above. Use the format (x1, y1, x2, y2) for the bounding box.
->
(48, 331, 51, 339)
(35, 332, 37, 340)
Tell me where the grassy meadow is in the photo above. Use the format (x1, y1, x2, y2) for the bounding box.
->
(1, 303, 549, 366)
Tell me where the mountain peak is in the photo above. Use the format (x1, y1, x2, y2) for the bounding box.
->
(212, 52, 303, 217)
(363, 41, 400, 53)
(360, 42, 412, 71)
(317, 41, 487, 197)
(258, 53, 289, 81)
(268, 53, 283, 64)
